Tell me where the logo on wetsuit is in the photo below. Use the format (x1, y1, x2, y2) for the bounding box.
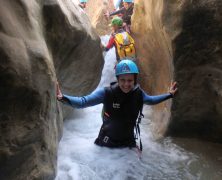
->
(113, 103, 120, 109)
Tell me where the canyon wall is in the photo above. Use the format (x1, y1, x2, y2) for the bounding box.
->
(0, 0, 103, 179)
(165, 0, 222, 142)
(86, 0, 114, 35)
(132, 0, 222, 142)
(132, 0, 173, 138)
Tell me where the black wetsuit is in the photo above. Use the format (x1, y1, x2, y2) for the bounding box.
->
(95, 83, 143, 148)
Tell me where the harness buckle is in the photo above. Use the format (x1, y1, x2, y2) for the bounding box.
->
(103, 136, 109, 143)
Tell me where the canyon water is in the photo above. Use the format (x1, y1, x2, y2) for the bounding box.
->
(55, 36, 222, 180)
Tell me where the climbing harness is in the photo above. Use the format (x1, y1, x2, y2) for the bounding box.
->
(135, 104, 144, 151)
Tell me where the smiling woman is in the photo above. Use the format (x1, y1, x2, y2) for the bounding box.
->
(57, 59, 177, 149)
(118, 74, 135, 93)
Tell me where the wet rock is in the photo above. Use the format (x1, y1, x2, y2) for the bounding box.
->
(132, 0, 222, 142)
(0, 0, 103, 180)
(131, 0, 173, 138)
(43, 0, 104, 117)
(166, 0, 222, 142)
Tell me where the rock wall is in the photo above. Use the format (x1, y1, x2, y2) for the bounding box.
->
(166, 0, 222, 142)
(43, 0, 104, 117)
(86, 0, 114, 36)
(0, 0, 103, 179)
(131, 0, 173, 138)
(132, 0, 222, 142)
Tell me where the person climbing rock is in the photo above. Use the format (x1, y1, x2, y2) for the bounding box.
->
(57, 60, 178, 151)
(79, 0, 88, 9)
(101, 17, 136, 62)
(105, 0, 134, 33)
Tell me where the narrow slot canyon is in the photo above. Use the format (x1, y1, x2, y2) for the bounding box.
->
(0, 0, 222, 180)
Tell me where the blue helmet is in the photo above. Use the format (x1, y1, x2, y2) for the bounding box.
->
(80, 0, 88, 2)
(123, 0, 133, 2)
(116, 60, 139, 76)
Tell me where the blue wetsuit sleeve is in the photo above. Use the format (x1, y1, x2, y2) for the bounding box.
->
(142, 90, 172, 105)
(62, 88, 105, 108)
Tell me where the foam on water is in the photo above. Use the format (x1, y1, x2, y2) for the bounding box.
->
(55, 36, 222, 180)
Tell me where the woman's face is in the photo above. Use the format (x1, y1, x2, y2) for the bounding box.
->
(118, 74, 135, 93)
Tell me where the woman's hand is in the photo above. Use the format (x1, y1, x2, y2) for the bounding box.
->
(56, 82, 63, 100)
(169, 81, 178, 96)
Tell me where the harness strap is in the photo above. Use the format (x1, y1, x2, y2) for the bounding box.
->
(135, 107, 144, 151)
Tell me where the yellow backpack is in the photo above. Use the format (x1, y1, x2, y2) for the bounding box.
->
(114, 32, 136, 60)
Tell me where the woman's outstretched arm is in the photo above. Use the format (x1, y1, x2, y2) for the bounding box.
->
(142, 82, 177, 105)
(56, 83, 105, 108)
